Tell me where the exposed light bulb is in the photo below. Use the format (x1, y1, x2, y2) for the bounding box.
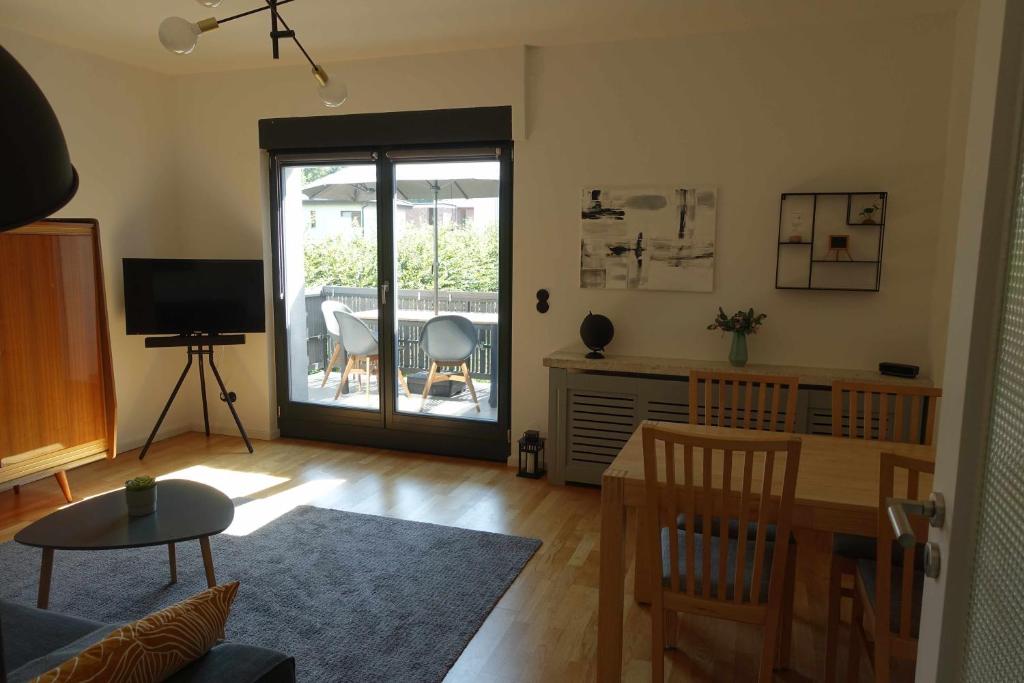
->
(158, 16, 219, 55)
(196, 0, 223, 7)
(313, 66, 348, 108)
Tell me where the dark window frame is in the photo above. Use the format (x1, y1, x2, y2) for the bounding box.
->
(263, 107, 513, 462)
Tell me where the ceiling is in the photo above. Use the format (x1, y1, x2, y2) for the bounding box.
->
(0, 0, 964, 75)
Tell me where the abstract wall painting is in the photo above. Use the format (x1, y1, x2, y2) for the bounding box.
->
(580, 185, 717, 292)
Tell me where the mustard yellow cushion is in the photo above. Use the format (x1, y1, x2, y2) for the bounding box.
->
(32, 581, 239, 683)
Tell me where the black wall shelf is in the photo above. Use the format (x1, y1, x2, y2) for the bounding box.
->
(775, 191, 886, 292)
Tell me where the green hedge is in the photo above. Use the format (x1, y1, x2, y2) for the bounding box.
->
(304, 223, 498, 292)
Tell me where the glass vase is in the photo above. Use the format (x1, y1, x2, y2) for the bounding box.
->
(729, 332, 748, 367)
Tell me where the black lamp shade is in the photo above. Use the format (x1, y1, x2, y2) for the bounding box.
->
(0, 42, 75, 683)
(0, 45, 78, 232)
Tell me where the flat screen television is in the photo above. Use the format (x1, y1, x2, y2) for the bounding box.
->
(123, 258, 265, 335)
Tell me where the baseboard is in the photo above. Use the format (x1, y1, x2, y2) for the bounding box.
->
(189, 421, 278, 443)
(116, 422, 195, 455)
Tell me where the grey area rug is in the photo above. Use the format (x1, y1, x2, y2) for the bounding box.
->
(0, 505, 541, 682)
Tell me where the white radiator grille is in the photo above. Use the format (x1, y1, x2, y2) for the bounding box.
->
(643, 399, 689, 424)
(567, 391, 637, 467)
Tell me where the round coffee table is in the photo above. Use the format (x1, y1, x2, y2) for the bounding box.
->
(15, 479, 234, 608)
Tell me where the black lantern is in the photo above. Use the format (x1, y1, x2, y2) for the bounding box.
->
(517, 430, 546, 479)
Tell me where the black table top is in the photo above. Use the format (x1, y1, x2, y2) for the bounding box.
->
(15, 480, 234, 551)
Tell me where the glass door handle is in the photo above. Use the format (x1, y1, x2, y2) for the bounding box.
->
(381, 280, 390, 306)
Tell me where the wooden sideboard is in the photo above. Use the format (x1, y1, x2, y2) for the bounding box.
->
(0, 220, 117, 500)
(544, 347, 933, 485)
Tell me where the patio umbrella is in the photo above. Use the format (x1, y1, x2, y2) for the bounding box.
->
(303, 162, 499, 314)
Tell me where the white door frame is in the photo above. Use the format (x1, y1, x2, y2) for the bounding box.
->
(917, 0, 1024, 679)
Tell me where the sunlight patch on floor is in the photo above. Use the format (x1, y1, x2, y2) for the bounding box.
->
(56, 466, 289, 510)
(157, 465, 289, 499)
(225, 478, 345, 536)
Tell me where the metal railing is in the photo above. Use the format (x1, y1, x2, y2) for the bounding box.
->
(304, 286, 498, 378)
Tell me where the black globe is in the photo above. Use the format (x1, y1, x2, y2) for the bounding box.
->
(580, 312, 614, 359)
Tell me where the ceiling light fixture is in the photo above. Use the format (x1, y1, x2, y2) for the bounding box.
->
(158, 0, 348, 108)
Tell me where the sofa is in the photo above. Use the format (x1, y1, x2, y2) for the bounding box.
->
(0, 600, 295, 682)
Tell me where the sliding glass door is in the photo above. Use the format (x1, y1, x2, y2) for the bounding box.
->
(391, 158, 500, 423)
(276, 156, 383, 420)
(271, 146, 511, 460)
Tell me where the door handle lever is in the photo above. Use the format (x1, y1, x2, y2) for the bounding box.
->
(885, 492, 946, 549)
(381, 280, 390, 306)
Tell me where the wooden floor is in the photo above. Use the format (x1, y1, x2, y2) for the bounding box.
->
(0, 432, 912, 682)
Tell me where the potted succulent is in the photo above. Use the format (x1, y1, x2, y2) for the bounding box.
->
(125, 476, 157, 517)
(707, 307, 767, 367)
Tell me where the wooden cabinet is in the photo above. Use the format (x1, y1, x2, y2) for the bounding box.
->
(0, 220, 116, 499)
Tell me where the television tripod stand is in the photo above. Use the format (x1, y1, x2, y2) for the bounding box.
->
(138, 334, 254, 460)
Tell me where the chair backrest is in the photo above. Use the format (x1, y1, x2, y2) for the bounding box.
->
(641, 425, 801, 616)
(335, 311, 378, 356)
(831, 381, 942, 445)
(420, 315, 478, 362)
(876, 452, 933, 643)
(321, 300, 354, 339)
(689, 371, 799, 432)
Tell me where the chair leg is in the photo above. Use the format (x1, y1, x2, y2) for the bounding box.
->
(398, 369, 411, 398)
(462, 362, 480, 412)
(53, 471, 72, 503)
(663, 610, 678, 650)
(651, 596, 665, 681)
(365, 357, 371, 396)
(321, 344, 341, 387)
(846, 591, 864, 683)
(335, 356, 356, 400)
(874, 617, 891, 683)
(634, 513, 653, 605)
(826, 553, 850, 682)
(777, 541, 797, 670)
(422, 361, 438, 400)
(759, 605, 782, 682)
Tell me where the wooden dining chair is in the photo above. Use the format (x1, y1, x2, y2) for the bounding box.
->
(830, 381, 942, 444)
(846, 453, 930, 682)
(825, 381, 941, 682)
(679, 370, 802, 660)
(688, 370, 800, 432)
(640, 425, 802, 681)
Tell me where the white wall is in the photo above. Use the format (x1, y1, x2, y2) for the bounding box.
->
(4, 10, 971, 458)
(171, 47, 525, 440)
(928, 0, 981, 383)
(516, 20, 957, 438)
(0, 28, 195, 450)
(168, 15, 963, 447)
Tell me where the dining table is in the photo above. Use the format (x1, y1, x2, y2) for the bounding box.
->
(596, 420, 935, 682)
(352, 308, 500, 408)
